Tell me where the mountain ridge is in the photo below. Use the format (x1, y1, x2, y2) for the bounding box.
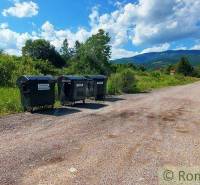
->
(113, 50, 200, 68)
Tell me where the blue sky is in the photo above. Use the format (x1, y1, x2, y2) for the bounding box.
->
(0, 0, 200, 59)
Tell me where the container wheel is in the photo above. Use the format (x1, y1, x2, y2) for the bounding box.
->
(23, 106, 27, 112)
(27, 107, 33, 113)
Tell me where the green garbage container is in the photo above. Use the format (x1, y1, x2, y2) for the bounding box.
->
(85, 75, 107, 100)
(17, 75, 55, 112)
(57, 75, 87, 105)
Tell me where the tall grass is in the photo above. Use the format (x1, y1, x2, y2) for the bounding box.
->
(0, 88, 22, 115)
(0, 87, 61, 116)
(107, 70, 199, 94)
(136, 71, 199, 92)
(0, 72, 199, 115)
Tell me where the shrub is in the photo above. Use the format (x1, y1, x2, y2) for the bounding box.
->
(107, 73, 122, 94)
(176, 57, 194, 76)
(0, 56, 16, 86)
(120, 69, 137, 93)
(107, 69, 137, 94)
(150, 71, 161, 79)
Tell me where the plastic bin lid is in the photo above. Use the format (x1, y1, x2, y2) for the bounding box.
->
(85, 75, 107, 80)
(17, 75, 55, 86)
(59, 75, 87, 80)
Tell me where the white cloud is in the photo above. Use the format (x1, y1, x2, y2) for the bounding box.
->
(111, 48, 138, 60)
(40, 21, 90, 49)
(191, 44, 200, 50)
(141, 43, 170, 54)
(0, 24, 38, 55)
(2, 1, 39, 18)
(175, 46, 188, 50)
(89, 0, 200, 48)
(0, 23, 9, 29)
(2, 0, 200, 59)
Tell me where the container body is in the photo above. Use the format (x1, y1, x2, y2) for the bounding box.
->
(17, 76, 55, 111)
(85, 75, 107, 100)
(57, 76, 86, 105)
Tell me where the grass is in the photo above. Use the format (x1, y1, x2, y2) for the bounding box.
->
(0, 87, 61, 116)
(107, 70, 199, 94)
(0, 88, 22, 115)
(0, 72, 199, 116)
(135, 71, 199, 92)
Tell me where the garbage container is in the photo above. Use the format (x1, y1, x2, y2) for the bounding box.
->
(17, 75, 55, 112)
(85, 77, 94, 98)
(85, 75, 107, 100)
(57, 75, 87, 105)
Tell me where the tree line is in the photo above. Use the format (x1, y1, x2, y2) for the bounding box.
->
(22, 29, 112, 75)
(0, 28, 199, 91)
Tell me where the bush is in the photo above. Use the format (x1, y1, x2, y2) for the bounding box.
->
(120, 69, 137, 93)
(33, 60, 60, 75)
(107, 73, 122, 94)
(0, 56, 16, 86)
(107, 69, 137, 94)
(176, 57, 194, 76)
(150, 71, 161, 79)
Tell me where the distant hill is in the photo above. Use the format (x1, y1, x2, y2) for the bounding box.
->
(113, 50, 200, 69)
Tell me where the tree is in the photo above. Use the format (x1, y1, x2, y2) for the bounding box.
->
(75, 41, 81, 51)
(71, 29, 112, 75)
(22, 39, 65, 67)
(176, 57, 194, 76)
(60, 39, 71, 61)
(0, 49, 3, 54)
(0, 58, 16, 86)
(165, 64, 174, 74)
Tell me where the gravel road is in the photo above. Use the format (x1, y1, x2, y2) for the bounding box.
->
(1, 82, 200, 185)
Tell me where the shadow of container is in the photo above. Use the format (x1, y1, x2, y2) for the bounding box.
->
(33, 107, 81, 116)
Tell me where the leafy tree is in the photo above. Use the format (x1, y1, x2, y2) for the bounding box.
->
(22, 39, 65, 67)
(176, 57, 194, 76)
(191, 66, 200, 78)
(0, 55, 39, 87)
(165, 64, 174, 74)
(0, 49, 3, 54)
(75, 40, 81, 51)
(0, 57, 16, 86)
(138, 65, 146, 72)
(60, 39, 72, 61)
(33, 60, 59, 75)
(71, 29, 112, 75)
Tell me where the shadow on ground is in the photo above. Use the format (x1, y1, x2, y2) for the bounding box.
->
(105, 96, 125, 102)
(74, 103, 107, 110)
(33, 107, 81, 116)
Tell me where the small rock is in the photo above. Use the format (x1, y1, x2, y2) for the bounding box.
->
(68, 167, 78, 173)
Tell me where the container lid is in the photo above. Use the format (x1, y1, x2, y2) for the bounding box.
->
(17, 75, 55, 86)
(60, 75, 87, 80)
(85, 75, 107, 80)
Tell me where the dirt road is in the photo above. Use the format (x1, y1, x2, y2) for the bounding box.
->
(1, 82, 200, 185)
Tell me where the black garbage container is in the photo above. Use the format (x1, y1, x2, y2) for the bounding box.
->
(17, 75, 55, 112)
(85, 75, 107, 100)
(57, 75, 87, 105)
(85, 77, 94, 98)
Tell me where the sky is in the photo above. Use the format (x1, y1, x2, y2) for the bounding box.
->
(0, 0, 200, 59)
